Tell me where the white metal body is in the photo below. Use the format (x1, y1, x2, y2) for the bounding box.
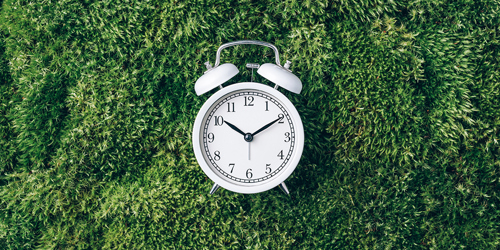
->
(257, 63, 302, 94)
(195, 63, 239, 96)
(194, 40, 302, 96)
(192, 82, 304, 194)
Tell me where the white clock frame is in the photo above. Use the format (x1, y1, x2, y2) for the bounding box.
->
(192, 40, 304, 195)
(192, 82, 304, 194)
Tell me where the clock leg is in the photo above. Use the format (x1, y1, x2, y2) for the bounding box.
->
(279, 182, 290, 196)
(209, 183, 220, 195)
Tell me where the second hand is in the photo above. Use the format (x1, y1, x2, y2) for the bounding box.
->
(248, 142, 250, 160)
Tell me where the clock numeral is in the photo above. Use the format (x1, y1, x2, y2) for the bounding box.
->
(244, 96, 254, 106)
(227, 102, 235, 112)
(284, 132, 291, 142)
(277, 150, 284, 160)
(214, 150, 221, 161)
(278, 114, 284, 124)
(246, 168, 253, 179)
(265, 101, 269, 111)
(214, 116, 224, 126)
(207, 133, 215, 143)
(265, 164, 271, 174)
(229, 163, 235, 173)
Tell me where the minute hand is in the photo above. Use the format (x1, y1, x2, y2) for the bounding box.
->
(252, 117, 281, 136)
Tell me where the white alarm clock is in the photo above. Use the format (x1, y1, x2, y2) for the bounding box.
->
(192, 40, 304, 195)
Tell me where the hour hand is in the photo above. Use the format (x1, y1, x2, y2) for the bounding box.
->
(224, 120, 246, 136)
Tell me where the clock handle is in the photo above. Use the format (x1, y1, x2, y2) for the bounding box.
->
(212, 40, 284, 69)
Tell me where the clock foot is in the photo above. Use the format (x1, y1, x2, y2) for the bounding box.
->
(209, 183, 220, 195)
(279, 182, 290, 196)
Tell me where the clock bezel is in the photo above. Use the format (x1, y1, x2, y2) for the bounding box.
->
(201, 90, 296, 185)
(192, 82, 304, 194)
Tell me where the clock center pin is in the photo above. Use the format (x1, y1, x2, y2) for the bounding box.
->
(244, 133, 253, 142)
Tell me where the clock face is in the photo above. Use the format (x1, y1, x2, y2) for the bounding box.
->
(193, 82, 304, 193)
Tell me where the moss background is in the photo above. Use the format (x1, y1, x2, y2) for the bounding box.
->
(1, 0, 499, 248)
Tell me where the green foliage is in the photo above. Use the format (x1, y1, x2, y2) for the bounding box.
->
(0, 28, 15, 173)
(1, 0, 499, 249)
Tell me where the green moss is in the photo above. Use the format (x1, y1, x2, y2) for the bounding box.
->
(1, 0, 499, 248)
